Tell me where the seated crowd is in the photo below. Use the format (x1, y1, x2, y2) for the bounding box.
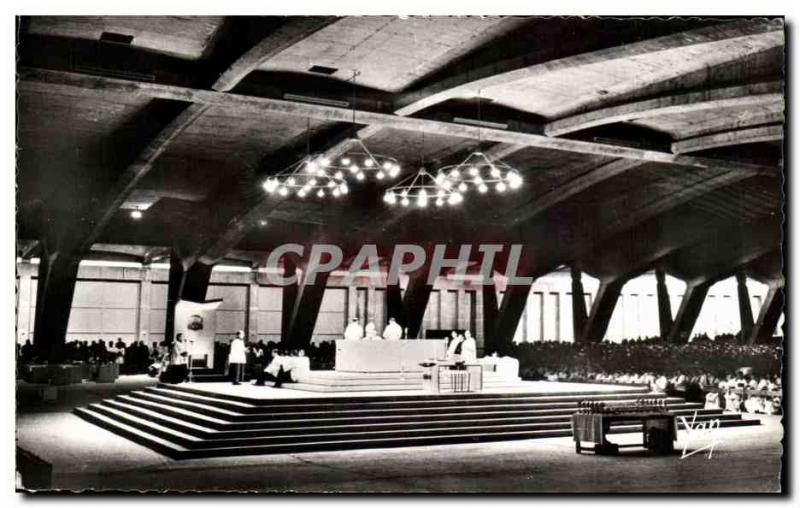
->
(515, 333, 782, 415)
(17, 338, 163, 374)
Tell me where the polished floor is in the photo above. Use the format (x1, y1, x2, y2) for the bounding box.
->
(16, 409, 781, 492)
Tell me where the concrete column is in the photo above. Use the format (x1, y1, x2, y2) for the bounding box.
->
(248, 270, 259, 343)
(655, 269, 673, 340)
(736, 272, 755, 342)
(482, 281, 499, 347)
(280, 259, 299, 346)
(285, 271, 331, 350)
(666, 281, 711, 344)
(748, 281, 784, 344)
(402, 274, 434, 339)
(386, 283, 404, 326)
(570, 266, 588, 341)
(366, 286, 377, 323)
(138, 266, 152, 345)
(489, 279, 534, 355)
(456, 288, 469, 331)
(32, 251, 81, 362)
(580, 278, 626, 343)
(347, 285, 358, 321)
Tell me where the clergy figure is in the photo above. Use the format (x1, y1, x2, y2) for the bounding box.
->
(446, 332, 464, 360)
(344, 317, 364, 341)
(461, 330, 477, 362)
(383, 317, 403, 340)
(228, 330, 247, 385)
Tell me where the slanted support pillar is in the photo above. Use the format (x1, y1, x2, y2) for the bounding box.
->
(32, 251, 81, 362)
(385, 283, 404, 328)
(482, 280, 499, 344)
(655, 269, 673, 340)
(667, 281, 711, 344)
(570, 266, 588, 340)
(165, 251, 214, 343)
(489, 279, 534, 356)
(736, 272, 755, 342)
(580, 278, 626, 343)
(749, 281, 784, 344)
(285, 271, 332, 351)
(401, 274, 434, 339)
(280, 258, 298, 345)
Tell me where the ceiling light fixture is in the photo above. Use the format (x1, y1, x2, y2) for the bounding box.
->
(130, 209, 143, 219)
(262, 155, 348, 200)
(436, 151, 523, 194)
(262, 118, 349, 200)
(331, 70, 402, 182)
(383, 167, 463, 208)
(435, 90, 524, 194)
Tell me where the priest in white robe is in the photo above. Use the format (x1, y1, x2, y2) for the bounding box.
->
(383, 317, 403, 340)
(460, 330, 477, 362)
(228, 330, 247, 385)
(344, 318, 364, 341)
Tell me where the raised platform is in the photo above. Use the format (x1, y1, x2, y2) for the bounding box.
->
(289, 368, 526, 392)
(73, 380, 760, 460)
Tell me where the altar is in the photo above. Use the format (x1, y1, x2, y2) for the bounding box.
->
(335, 339, 447, 373)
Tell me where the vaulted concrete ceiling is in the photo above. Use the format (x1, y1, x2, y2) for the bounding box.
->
(16, 15, 784, 275)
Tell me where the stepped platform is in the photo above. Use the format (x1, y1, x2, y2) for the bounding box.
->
(74, 380, 760, 460)
(287, 369, 527, 392)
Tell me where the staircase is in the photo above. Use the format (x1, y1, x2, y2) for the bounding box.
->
(74, 383, 759, 460)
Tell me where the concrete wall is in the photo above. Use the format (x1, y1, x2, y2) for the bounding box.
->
(15, 260, 781, 348)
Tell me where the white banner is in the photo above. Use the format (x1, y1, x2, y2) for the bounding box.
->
(174, 299, 222, 368)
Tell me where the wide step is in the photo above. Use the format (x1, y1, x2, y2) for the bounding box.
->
(74, 383, 760, 459)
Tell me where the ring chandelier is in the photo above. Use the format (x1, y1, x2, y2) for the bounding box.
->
(262, 155, 349, 199)
(435, 151, 523, 194)
(383, 167, 464, 208)
(329, 138, 402, 182)
(327, 70, 403, 182)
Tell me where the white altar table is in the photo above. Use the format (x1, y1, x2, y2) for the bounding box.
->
(335, 339, 447, 372)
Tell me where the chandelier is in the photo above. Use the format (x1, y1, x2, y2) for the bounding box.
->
(328, 70, 402, 182)
(383, 167, 464, 208)
(262, 154, 349, 199)
(329, 137, 402, 182)
(435, 151, 523, 194)
(434, 90, 523, 194)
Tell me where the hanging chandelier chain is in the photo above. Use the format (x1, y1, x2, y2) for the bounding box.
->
(477, 89, 482, 145)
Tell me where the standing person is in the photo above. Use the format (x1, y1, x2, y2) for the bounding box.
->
(344, 318, 364, 340)
(252, 342, 267, 386)
(159, 333, 188, 383)
(447, 332, 464, 360)
(228, 330, 247, 385)
(382, 317, 403, 340)
(461, 330, 477, 362)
